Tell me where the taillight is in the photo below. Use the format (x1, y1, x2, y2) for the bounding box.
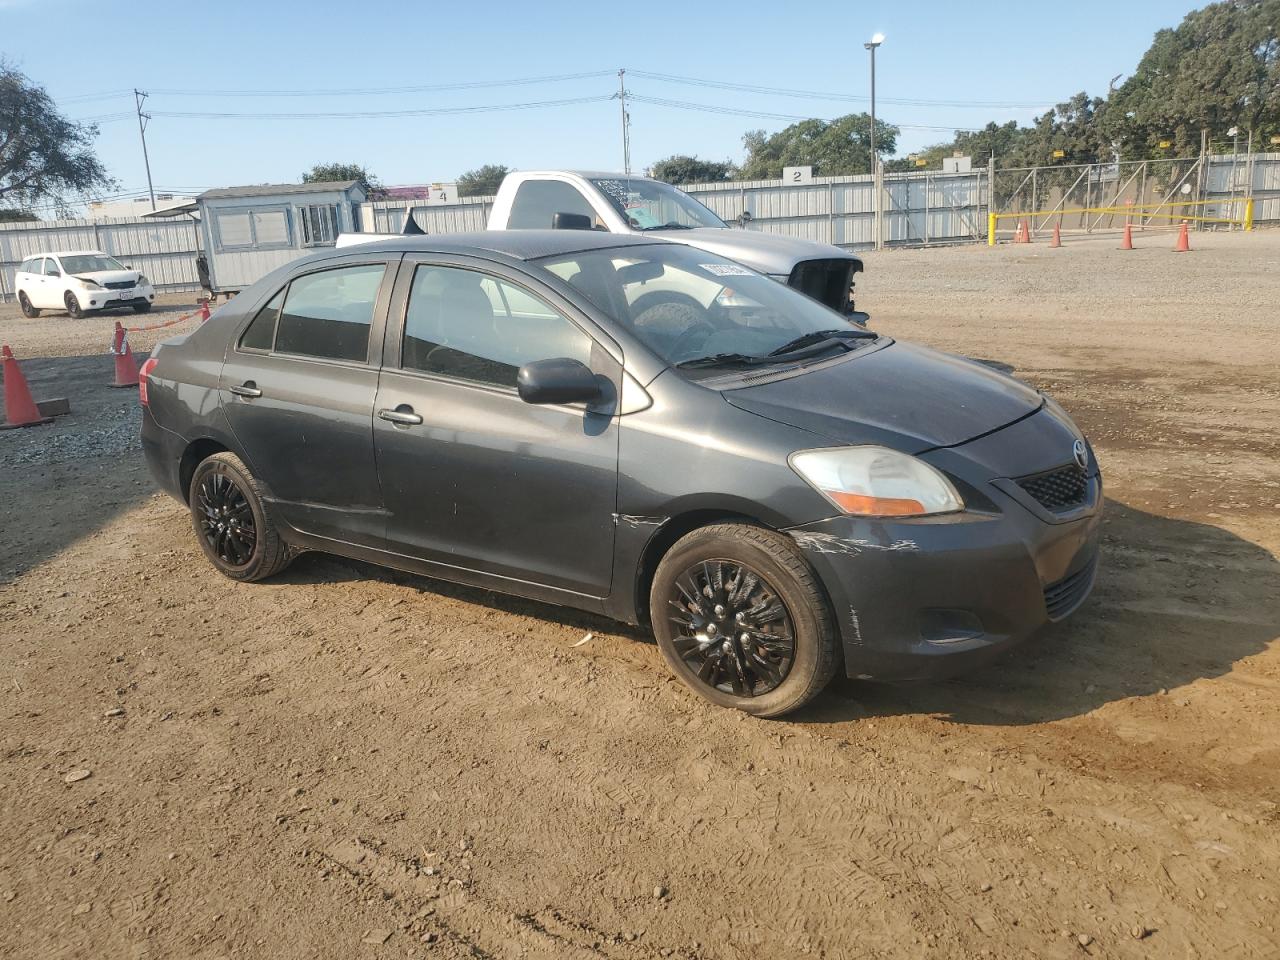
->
(139, 356, 159, 405)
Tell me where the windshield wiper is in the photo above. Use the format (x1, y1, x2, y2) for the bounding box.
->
(674, 352, 770, 369)
(766, 328, 877, 358)
(642, 221, 695, 231)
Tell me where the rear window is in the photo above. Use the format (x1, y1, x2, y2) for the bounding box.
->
(273, 263, 385, 362)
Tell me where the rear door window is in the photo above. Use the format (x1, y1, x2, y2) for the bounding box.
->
(239, 288, 285, 352)
(272, 263, 386, 362)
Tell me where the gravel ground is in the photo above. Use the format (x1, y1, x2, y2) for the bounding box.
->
(1, 231, 1278, 960)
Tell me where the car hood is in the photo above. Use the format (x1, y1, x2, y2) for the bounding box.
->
(650, 227, 862, 277)
(72, 270, 141, 284)
(721, 340, 1043, 453)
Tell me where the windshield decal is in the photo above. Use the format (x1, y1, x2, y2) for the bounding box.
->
(700, 263, 754, 277)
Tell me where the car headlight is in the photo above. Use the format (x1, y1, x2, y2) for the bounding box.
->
(790, 446, 964, 517)
(78, 277, 102, 289)
(136, 274, 149, 286)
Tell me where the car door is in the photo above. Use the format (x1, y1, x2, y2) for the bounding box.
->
(33, 258, 60, 308)
(219, 256, 397, 546)
(372, 255, 621, 598)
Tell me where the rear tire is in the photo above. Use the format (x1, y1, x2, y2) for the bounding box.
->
(18, 292, 40, 318)
(650, 523, 840, 718)
(132, 302, 152, 314)
(189, 452, 291, 582)
(64, 292, 84, 319)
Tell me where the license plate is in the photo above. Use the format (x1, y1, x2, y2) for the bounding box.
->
(115, 289, 133, 299)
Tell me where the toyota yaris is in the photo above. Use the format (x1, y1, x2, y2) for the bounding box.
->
(141, 231, 1101, 717)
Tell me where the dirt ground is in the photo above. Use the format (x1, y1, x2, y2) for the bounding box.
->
(2, 231, 1278, 960)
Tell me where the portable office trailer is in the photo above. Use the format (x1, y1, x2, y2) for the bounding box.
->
(181, 181, 366, 295)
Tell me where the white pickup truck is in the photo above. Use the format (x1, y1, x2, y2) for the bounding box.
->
(484, 170, 865, 319)
(343, 170, 867, 320)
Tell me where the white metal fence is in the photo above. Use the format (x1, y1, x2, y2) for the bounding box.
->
(4, 153, 1277, 303)
(1, 217, 200, 303)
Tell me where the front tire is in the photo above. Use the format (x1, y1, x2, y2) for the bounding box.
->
(189, 452, 291, 582)
(18, 292, 40, 317)
(650, 523, 840, 717)
(132, 302, 152, 314)
(64, 292, 84, 319)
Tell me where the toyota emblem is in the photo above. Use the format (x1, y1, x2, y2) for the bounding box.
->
(1072, 439, 1088, 470)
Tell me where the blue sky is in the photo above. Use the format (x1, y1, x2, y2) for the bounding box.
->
(2, 0, 1203, 201)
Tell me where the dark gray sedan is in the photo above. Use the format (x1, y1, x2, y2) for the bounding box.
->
(140, 231, 1101, 717)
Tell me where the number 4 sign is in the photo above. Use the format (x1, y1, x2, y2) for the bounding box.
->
(425, 182, 459, 206)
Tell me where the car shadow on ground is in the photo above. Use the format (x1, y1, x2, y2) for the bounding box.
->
(799, 499, 1280, 726)
(0, 354, 156, 583)
(277, 499, 1278, 727)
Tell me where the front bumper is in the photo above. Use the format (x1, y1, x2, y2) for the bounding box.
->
(83, 285, 155, 310)
(790, 473, 1102, 681)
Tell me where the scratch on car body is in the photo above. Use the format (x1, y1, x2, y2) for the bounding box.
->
(614, 513, 666, 531)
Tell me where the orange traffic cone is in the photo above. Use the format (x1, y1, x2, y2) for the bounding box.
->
(110, 322, 139, 388)
(1, 345, 53, 429)
(1120, 223, 1134, 250)
(1174, 221, 1190, 252)
(1015, 219, 1030, 243)
(1050, 223, 1062, 248)
(198, 300, 211, 322)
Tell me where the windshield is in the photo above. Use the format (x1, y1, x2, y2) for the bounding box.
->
(589, 177, 727, 231)
(60, 254, 126, 274)
(534, 244, 874, 374)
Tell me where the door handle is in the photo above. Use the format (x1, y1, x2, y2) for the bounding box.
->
(230, 382, 263, 398)
(378, 405, 423, 426)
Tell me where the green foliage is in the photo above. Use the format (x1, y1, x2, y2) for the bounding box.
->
(0, 207, 38, 222)
(0, 61, 116, 212)
(1107, 0, 1280, 156)
(649, 155, 737, 184)
(456, 164, 511, 197)
(898, 1, 1279, 168)
(301, 163, 381, 196)
(739, 114, 899, 179)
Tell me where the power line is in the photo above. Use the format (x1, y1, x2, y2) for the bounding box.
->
(147, 70, 616, 98)
(628, 69, 1054, 110)
(626, 94, 978, 132)
(147, 94, 614, 121)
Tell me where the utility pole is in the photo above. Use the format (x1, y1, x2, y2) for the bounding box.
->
(134, 89, 156, 211)
(864, 34, 884, 250)
(617, 69, 631, 174)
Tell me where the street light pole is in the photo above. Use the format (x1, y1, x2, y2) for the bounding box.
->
(864, 34, 884, 249)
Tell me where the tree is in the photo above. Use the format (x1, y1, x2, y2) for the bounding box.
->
(301, 162, 381, 196)
(0, 207, 38, 222)
(649, 155, 737, 184)
(1107, 0, 1280, 157)
(739, 114, 899, 179)
(0, 62, 115, 213)
(456, 164, 510, 197)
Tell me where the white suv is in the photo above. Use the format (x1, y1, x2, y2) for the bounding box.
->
(15, 250, 156, 319)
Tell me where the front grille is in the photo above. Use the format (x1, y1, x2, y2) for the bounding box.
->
(1017, 463, 1088, 512)
(104, 280, 134, 290)
(1044, 555, 1098, 620)
(788, 259, 854, 311)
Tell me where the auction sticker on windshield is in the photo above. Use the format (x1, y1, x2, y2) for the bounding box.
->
(700, 263, 754, 276)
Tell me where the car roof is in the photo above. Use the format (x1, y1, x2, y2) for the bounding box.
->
(346, 230, 669, 261)
(23, 250, 109, 259)
(517, 170, 656, 183)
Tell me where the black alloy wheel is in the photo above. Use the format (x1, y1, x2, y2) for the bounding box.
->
(666, 558, 796, 697)
(64, 291, 84, 318)
(196, 470, 257, 569)
(19, 292, 40, 318)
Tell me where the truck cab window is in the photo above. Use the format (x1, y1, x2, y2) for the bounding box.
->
(507, 180, 599, 230)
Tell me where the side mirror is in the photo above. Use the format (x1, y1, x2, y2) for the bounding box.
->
(552, 212, 593, 231)
(736, 210, 754, 227)
(517, 358, 602, 405)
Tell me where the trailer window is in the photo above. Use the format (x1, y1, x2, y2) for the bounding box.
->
(299, 204, 340, 246)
